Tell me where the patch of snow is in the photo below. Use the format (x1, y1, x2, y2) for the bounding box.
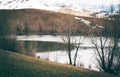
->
(96, 24, 105, 29)
(75, 17, 104, 29)
(74, 17, 91, 26)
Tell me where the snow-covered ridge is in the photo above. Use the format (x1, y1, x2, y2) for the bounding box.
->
(0, 0, 119, 17)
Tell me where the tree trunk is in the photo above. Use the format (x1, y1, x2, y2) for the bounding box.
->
(68, 37, 72, 65)
(73, 43, 80, 66)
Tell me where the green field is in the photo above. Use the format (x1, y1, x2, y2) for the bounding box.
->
(0, 49, 119, 77)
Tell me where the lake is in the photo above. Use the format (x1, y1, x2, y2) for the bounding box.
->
(17, 35, 108, 71)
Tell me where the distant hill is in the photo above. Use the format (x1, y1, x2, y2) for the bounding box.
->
(1, 9, 119, 36)
(0, 9, 107, 35)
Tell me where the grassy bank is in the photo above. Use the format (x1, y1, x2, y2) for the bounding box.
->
(0, 49, 118, 77)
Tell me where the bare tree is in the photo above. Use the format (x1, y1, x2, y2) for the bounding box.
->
(39, 19, 45, 33)
(73, 36, 84, 66)
(57, 14, 75, 65)
(57, 14, 84, 65)
(16, 22, 25, 35)
(90, 7, 120, 74)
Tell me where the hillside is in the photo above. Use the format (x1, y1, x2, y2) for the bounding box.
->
(0, 9, 107, 35)
(0, 49, 119, 77)
(57, 8, 92, 17)
(0, 9, 118, 37)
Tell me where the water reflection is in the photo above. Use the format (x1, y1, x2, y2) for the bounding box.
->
(18, 41, 67, 52)
(36, 49, 100, 71)
(17, 35, 102, 71)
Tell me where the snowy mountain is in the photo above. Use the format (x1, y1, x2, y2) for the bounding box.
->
(0, 0, 119, 17)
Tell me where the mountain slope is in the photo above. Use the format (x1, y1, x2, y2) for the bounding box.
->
(0, 49, 119, 77)
(58, 8, 92, 17)
(0, 0, 119, 17)
(0, 9, 93, 35)
(1, 9, 113, 35)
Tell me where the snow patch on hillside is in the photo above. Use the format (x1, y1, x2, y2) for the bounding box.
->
(75, 17, 104, 28)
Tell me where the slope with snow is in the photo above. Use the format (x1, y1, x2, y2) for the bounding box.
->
(0, 0, 119, 17)
(75, 17, 104, 28)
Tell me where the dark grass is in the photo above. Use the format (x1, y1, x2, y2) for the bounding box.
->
(0, 49, 119, 77)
